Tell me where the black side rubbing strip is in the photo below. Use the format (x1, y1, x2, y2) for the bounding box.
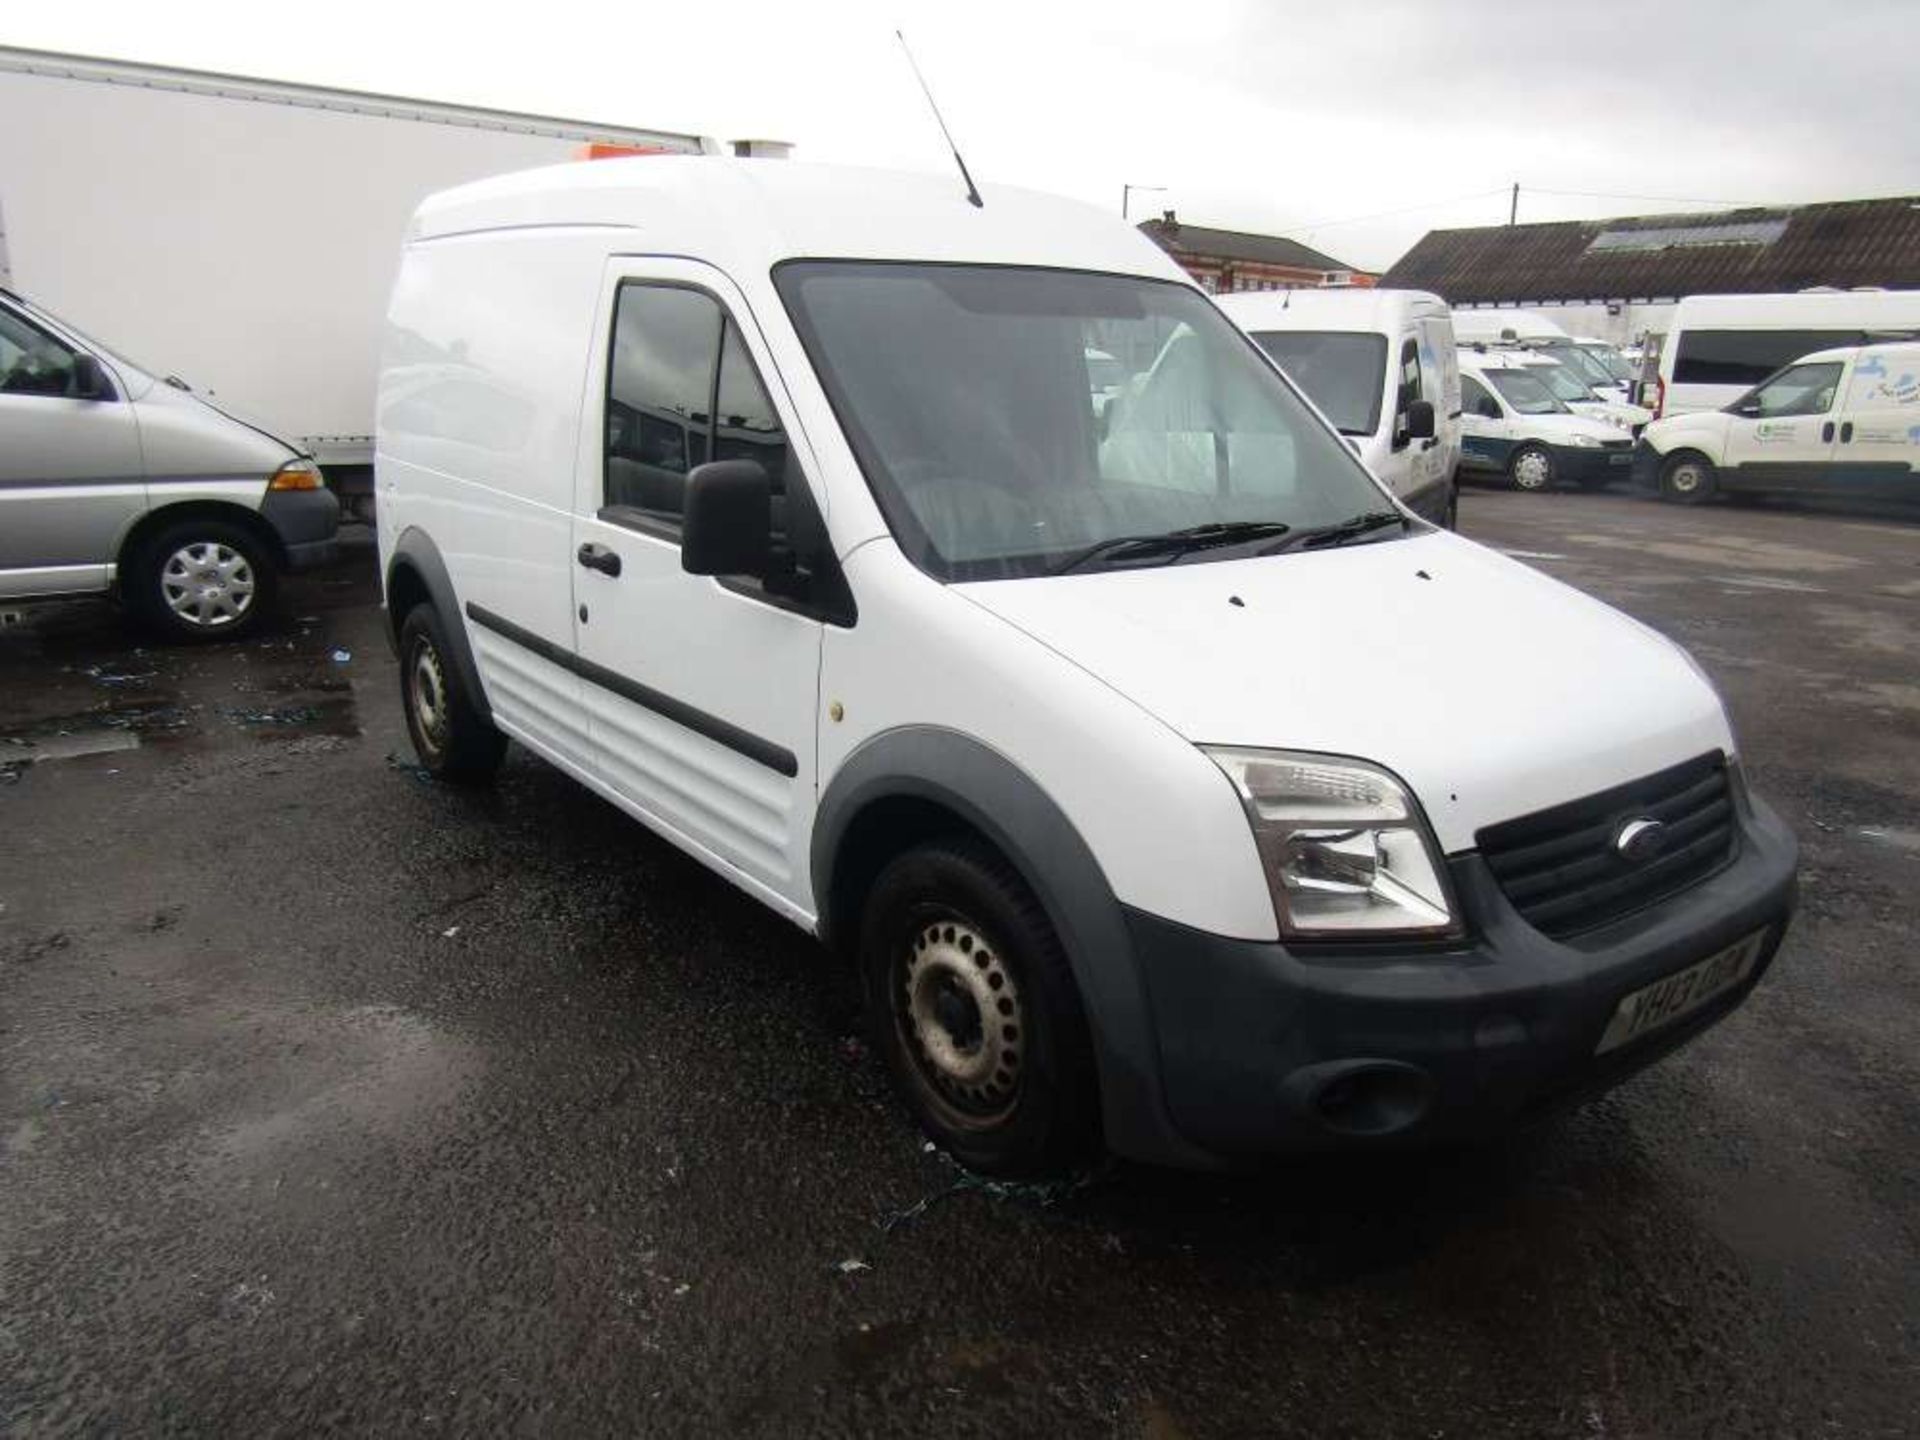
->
(464, 603, 799, 778)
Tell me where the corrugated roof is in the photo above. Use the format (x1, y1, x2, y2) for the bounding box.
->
(1137, 216, 1351, 274)
(1380, 196, 1920, 303)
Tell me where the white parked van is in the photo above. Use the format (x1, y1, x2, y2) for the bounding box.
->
(1457, 349, 1637, 490)
(1216, 289, 1461, 525)
(377, 159, 1796, 1173)
(1636, 339, 1920, 503)
(1655, 290, 1920, 418)
(1507, 350, 1653, 432)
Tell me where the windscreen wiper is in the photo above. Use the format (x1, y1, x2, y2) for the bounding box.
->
(1262, 509, 1409, 554)
(1050, 520, 1293, 575)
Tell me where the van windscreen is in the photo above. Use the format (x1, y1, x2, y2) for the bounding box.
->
(1247, 331, 1387, 437)
(776, 264, 1388, 581)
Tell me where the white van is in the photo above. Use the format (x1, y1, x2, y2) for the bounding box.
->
(1636, 339, 1920, 503)
(1456, 349, 1637, 490)
(377, 159, 1796, 1174)
(1656, 290, 1920, 419)
(1215, 289, 1461, 525)
(1507, 350, 1653, 432)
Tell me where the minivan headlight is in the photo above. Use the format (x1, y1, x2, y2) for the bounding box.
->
(1567, 433, 1601, 448)
(1204, 748, 1457, 939)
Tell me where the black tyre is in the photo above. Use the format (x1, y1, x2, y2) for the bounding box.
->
(1507, 443, 1555, 492)
(1659, 450, 1718, 505)
(399, 604, 506, 783)
(128, 517, 277, 643)
(860, 839, 1099, 1176)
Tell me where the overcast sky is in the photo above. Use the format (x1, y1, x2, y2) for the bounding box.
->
(7, 0, 1918, 271)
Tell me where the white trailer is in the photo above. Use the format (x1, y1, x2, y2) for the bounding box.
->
(0, 46, 716, 514)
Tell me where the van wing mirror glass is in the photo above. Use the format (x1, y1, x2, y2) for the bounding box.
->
(1733, 399, 1762, 418)
(1405, 399, 1436, 440)
(71, 353, 108, 400)
(681, 459, 773, 578)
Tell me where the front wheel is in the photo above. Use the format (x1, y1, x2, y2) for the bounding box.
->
(1507, 444, 1556, 492)
(860, 840, 1099, 1176)
(1659, 451, 1718, 505)
(128, 518, 277, 642)
(399, 604, 506, 782)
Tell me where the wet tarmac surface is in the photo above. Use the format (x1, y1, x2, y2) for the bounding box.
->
(3, 498, 1918, 1436)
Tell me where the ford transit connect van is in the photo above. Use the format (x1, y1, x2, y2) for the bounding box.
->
(378, 159, 1797, 1174)
(1217, 288, 1460, 526)
(0, 288, 338, 639)
(1636, 340, 1920, 504)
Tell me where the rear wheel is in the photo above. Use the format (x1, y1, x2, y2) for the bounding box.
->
(128, 518, 277, 643)
(860, 839, 1099, 1176)
(1508, 444, 1555, 492)
(1659, 451, 1718, 505)
(399, 604, 506, 782)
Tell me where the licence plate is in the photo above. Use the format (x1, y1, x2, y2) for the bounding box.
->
(1608, 452, 1633, 465)
(1595, 930, 1766, 1055)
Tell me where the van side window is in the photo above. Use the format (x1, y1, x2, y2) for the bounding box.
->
(604, 285, 724, 531)
(1392, 337, 1422, 444)
(1461, 375, 1501, 419)
(1743, 361, 1844, 418)
(0, 306, 82, 398)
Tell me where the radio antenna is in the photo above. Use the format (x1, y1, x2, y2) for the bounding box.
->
(896, 30, 983, 208)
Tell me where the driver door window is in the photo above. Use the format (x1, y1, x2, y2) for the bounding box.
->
(1743, 361, 1843, 418)
(1391, 338, 1422, 448)
(0, 308, 81, 398)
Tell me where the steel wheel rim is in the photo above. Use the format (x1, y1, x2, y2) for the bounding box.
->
(1669, 463, 1705, 494)
(410, 640, 450, 754)
(1513, 450, 1552, 490)
(900, 917, 1024, 1120)
(160, 541, 255, 627)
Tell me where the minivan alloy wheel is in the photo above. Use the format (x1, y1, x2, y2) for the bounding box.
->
(901, 915, 1025, 1119)
(160, 541, 255, 628)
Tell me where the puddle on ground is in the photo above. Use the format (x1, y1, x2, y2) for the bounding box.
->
(219, 693, 360, 740)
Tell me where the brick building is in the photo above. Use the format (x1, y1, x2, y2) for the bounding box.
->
(1136, 211, 1372, 294)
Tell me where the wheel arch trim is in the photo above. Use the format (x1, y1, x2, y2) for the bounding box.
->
(813, 725, 1217, 1167)
(385, 526, 492, 726)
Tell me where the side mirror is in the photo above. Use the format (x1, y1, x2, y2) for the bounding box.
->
(71, 353, 109, 400)
(681, 459, 772, 578)
(1405, 399, 1436, 440)
(1734, 400, 1762, 418)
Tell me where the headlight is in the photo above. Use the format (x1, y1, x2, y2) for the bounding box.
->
(1567, 433, 1601, 448)
(268, 457, 325, 491)
(1204, 748, 1458, 939)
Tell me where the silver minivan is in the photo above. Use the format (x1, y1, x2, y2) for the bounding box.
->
(0, 288, 338, 640)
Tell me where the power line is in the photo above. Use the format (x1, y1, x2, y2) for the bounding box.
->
(1293, 188, 1509, 232)
(1520, 186, 1770, 210)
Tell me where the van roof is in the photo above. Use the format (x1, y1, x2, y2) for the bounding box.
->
(409, 156, 1192, 282)
(1796, 338, 1920, 364)
(1213, 287, 1445, 333)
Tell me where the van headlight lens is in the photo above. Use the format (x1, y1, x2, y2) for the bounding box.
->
(1567, 433, 1601, 448)
(1204, 748, 1457, 939)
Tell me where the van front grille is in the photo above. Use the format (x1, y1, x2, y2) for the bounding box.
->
(1477, 754, 1736, 939)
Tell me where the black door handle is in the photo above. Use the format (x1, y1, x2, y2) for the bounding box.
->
(1841, 421, 1854, 443)
(576, 543, 622, 577)
(1821, 421, 1835, 443)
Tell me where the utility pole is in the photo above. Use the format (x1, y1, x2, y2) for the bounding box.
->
(1123, 183, 1166, 222)
(1509, 182, 1519, 226)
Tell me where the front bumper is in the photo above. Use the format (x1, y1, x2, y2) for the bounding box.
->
(260, 487, 342, 572)
(1128, 783, 1797, 1159)
(1555, 442, 1637, 485)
